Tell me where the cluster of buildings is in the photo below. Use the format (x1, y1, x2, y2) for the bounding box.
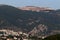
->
(0, 29, 47, 40)
(0, 29, 29, 40)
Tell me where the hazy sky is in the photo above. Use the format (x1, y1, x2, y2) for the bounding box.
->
(0, 0, 60, 9)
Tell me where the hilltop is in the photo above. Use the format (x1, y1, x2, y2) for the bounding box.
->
(19, 6, 54, 12)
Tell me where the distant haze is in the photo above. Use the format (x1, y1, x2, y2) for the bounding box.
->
(0, 0, 60, 9)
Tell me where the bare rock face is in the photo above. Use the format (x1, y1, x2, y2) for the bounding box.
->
(28, 24, 48, 36)
(19, 6, 54, 12)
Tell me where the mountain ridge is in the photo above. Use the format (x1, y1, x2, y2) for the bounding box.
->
(19, 6, 54, 12)
(0, 5, 60, 36)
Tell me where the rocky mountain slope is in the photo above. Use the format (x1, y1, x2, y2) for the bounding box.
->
(0, 5, 60, 36)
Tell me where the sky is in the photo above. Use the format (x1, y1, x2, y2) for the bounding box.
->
(0, 0, 60, 9)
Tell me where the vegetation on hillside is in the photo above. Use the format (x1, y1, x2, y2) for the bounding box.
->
(0, 5, 60, 36)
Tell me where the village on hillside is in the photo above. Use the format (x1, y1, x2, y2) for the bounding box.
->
(0, 29, 44, 40)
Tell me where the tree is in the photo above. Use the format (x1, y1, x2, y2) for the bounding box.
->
(43, 34, 60, 40)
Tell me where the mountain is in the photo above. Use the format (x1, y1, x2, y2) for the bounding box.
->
(19, 6, 54, 12)
(0, 5, 60, 37)
(0, 5, 23, 31)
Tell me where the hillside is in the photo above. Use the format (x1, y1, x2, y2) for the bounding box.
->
(0, 5, 60, 36)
